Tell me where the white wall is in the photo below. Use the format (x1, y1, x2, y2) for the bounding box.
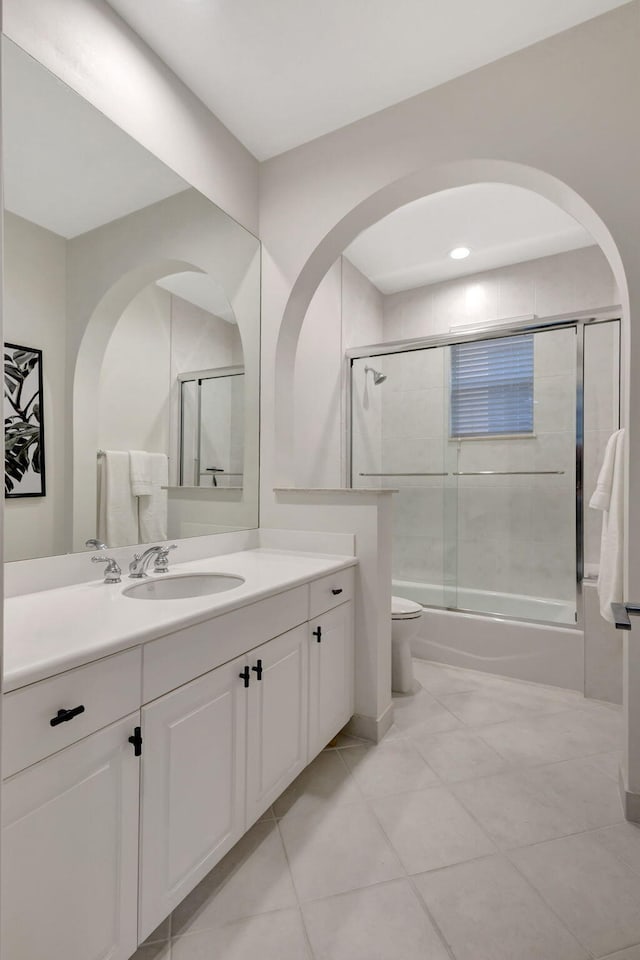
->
(3, 0, 259, 234)
(98, 284, 171, 456)
(3, 213, 67, 561)
(260, 5, 640, 779)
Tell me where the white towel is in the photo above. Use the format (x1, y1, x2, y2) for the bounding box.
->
(129, 450, 154, 497)
(97, 450, 139, 548)
(138, 453, 169, 543)
(589, 428, 625, 623)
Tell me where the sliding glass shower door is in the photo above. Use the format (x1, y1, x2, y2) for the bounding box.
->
(452, 326, 577, 623)
(350, 324, 578, 625)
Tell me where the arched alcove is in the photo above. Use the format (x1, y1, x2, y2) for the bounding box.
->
(72, 259, 209, 550)
(274, 158, 629, 486)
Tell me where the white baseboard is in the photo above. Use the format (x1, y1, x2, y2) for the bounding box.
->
(345, 701, 394, 743)
(619, 766, 640, 822)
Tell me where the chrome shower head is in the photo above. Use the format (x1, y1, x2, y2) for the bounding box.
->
(365, 365, 387, 385)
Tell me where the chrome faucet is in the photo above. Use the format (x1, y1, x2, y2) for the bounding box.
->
(128, 544, 177, 579)
(91, 555, 122, 583)
(86, 538, 108, 550)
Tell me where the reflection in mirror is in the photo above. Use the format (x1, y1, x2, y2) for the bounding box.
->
(2, 39, 260, 561)
(179, 368, 245, 489)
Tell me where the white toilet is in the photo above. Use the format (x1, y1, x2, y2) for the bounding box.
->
(391, 596, 423, 693)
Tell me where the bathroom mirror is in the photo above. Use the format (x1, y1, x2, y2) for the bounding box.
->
(2, 38, 261, 561)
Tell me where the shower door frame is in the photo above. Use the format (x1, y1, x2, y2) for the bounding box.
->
(346, 306, 622, 627)
(178, 364, 245, 487)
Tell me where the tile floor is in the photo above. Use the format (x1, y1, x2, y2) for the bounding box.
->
(133, 659, 638, 960)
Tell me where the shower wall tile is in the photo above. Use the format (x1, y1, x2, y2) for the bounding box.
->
(384, 348, 444, 390)
(394, 488, 446, 540)
(382, 247, 617, 341)
(496, 261, 536, 320)
(584, 322, 620, 434)
(381, 438, 446, 474)
(534, 327, 577, 377)
(534, 376, 576, 434)
(534, 246, 617, 317)
(382, 388, 445, 441)
(393, 535, 445, 584)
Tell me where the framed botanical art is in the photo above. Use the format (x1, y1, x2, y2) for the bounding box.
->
(4, 342, 46, 498)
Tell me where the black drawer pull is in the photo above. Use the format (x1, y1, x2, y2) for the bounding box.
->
(313, 626, 322, 643)
(331, 588, 343, 595)
(239, 666, 251, 688)
(252, 659, 263, 681)
(50, 705, 85, 727)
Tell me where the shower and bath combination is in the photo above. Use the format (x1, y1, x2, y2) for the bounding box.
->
(350, 316, 621, 633)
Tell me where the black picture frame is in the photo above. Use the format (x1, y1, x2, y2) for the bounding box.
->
(4, 341, 46, 498)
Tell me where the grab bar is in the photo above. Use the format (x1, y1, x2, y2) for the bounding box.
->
(358, 472, 448, 477)
(452, 470, 565, 476)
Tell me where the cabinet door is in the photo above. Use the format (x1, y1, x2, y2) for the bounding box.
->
(308, 601, 355, 759)
(139, 654, 247, 941)
(2, 713, 140, 960)
(245, 624, 308, 826)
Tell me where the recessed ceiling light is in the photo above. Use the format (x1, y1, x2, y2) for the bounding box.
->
(449, 246, 471, 260)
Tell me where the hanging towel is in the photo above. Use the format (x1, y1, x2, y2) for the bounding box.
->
(97, 450, 139, 548)
(589, 428, 625, 623)
(138, 453, 169, 543)
(129, 450, 154, 497)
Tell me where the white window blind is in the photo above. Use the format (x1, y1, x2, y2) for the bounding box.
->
(450, 334, 534, 438)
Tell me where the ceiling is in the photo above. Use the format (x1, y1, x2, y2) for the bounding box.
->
(343, 183, 594, 294)
(3, 40, 187, 238)
(106, 0, 631, 159)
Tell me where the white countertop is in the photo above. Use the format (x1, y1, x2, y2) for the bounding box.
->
(4, 548, 357, 692)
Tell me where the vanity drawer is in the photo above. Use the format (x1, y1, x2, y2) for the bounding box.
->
(309, 567, 355, 619)
(143, 584, 309, 702)
(2, 648, 142, 779)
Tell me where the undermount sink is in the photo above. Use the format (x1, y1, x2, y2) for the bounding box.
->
(123, 573, 245, 600)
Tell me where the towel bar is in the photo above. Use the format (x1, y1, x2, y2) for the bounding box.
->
(612, 603, 640, 630)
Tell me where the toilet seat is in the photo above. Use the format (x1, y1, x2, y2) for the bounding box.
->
(391, 596, 423, 620)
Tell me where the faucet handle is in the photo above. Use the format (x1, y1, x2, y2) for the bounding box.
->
(154, 544, 177, 573)
(91, 555, 122, 583)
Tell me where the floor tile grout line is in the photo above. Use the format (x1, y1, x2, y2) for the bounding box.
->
(403, 872, 460, 960)
(504, 845, 602, 960)
(505, 820, 640, 884)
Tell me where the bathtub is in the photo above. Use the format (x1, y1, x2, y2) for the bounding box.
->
(393, 579, 576, 624)
(393, 578, 584, 691)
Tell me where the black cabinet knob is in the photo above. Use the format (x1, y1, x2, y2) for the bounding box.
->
(312, 626, 322, 643)
(50, 705, 85, 727)
(331, 588, 343, 596)
(239, 666, 251, 688)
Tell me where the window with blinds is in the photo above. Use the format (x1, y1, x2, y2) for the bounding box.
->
(450, 334, 534, 438)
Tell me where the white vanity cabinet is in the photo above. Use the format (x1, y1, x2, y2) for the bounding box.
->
(245, 624, 309, 824)
(139, 623, 310, 939)
(308, 601, 355, 760)
(1, 648, 143, 960)
(2, 559, 357, 957)
(2, 714, 141, 960)
(138, 653, 248, 940)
